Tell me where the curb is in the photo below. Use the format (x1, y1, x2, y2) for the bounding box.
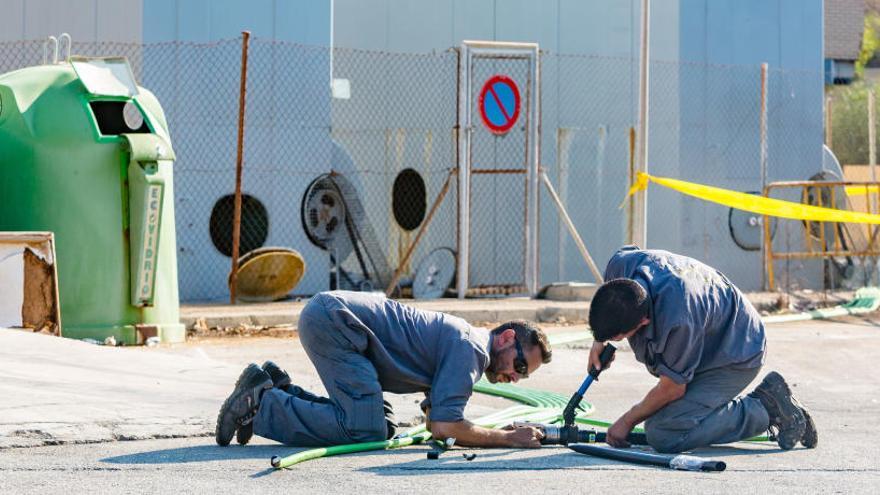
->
(181, 305, 589, 331)
(179, 289, 868, 333)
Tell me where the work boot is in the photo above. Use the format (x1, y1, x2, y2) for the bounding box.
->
(235, 361, 293, 445)
(799, 403, 818, 449)
(748, 371, 806, 450)
(262, 360, 292, 389)
(384, 399, 398, 440)
(216, 363, 273, 447)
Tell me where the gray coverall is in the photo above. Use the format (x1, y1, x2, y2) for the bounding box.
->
(253, 291, 490, 446)
(605, 246, 770, 453)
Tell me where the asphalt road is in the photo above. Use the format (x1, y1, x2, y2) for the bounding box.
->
(2, 317, 880, 494)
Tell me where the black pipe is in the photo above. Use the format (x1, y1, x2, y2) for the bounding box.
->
(569, 443, 726, 472)
(590, 431, 648, 446)
(536, 424, 647, 446)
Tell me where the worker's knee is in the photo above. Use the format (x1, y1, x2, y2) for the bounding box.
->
(346, 422, 388, 443)
(345, 399, 396, 442)
(645, 426, 686, 454)
(337, 386, 388, 443)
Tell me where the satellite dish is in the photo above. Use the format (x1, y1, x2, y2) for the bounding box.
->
(728, 192, 777, 251)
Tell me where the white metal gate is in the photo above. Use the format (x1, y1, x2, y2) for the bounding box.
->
(456, 40, 540, 298)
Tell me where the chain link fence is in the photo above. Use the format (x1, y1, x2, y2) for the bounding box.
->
(1, 37, 825, 300)
(810, 82, 880, 291)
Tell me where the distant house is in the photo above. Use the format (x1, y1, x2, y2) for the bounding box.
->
(826, 0, 865, 84)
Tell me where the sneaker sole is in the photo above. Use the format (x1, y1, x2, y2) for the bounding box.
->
(215, 364, 272, 447)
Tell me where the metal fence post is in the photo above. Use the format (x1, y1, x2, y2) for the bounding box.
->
(627, 127, 636, 244)
(760, 62, 768, 290)
(229, 31, 250, 304)
(633, 0, 651, 248)
(456, 43, 470, 299)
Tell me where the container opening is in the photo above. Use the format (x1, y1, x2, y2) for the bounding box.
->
(89, 100, 149, 136)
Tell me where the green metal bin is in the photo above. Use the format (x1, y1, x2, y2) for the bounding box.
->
(0, 56, 184, 344)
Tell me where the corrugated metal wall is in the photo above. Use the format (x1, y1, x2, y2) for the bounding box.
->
(3, 0, 825, 298)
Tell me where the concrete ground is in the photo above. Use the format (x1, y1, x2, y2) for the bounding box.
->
(1, 316, 880, 493)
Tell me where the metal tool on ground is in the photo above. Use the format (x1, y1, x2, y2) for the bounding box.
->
(568, 443, 726, 472)
(512, 421, 647, 446)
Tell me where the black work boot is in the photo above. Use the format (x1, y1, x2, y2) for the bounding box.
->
(384, 399, 398, 440)
(262, 360, 292, 389)
(748, 372, 806, 450)
(799, 402, 818, 449)
(235, 361, 292, 445)
(216, 363, 273, 447)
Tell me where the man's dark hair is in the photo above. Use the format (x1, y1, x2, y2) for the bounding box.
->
(490, 320, 552, 364)
(588, 278, 649, 342)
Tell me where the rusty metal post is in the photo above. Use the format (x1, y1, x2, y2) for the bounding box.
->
(229, 31, 250, 304)
(831, 187, 842, 252)
(763, 184, 775, 290)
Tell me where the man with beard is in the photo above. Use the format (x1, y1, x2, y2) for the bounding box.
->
(215, 291, 552, 448)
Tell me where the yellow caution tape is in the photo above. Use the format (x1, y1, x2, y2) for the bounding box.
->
(627, 172, 880, 225)
(845, 185, 880, 195)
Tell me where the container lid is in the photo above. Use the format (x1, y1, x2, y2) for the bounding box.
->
(70, 57, 139, 97)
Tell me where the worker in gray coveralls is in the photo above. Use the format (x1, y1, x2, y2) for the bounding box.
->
(215, 291, 553, 448)
(588, 246, 818, 453)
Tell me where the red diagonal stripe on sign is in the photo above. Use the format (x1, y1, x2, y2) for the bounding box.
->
(488, 84, 513, 122)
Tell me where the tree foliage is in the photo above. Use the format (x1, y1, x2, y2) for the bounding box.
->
(856, 13, 880, 78)
(829, 81, 879, 165)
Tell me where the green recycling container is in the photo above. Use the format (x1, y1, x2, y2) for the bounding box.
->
(0, 57, 184, 344)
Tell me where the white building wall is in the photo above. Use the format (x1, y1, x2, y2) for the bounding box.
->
(0, 0, 143, 42)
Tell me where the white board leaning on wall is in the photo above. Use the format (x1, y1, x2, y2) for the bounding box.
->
(0, 245, 25, 327)
(0, 233, 61, 334)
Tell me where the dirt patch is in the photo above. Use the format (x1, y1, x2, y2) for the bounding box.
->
(21, 248, 59, 335)
(186, 318, 298, 340)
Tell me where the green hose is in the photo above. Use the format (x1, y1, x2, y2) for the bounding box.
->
(271, 430, 434, 469)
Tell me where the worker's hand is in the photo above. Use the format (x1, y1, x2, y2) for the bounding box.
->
(589, 341, 615, 373)
(505, 424, 544, 448)
(606, 417, 634, 448)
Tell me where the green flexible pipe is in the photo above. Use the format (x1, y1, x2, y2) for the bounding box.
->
(271, 430, 434, 469)
(270, 404, 550, 469)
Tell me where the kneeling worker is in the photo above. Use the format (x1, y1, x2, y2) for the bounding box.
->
(588, 246, 817, 453)
(215, 291, 552, 448)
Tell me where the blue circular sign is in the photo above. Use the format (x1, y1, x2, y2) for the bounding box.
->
(478, 75, 521, 134)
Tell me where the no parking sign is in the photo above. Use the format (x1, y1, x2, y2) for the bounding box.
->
(478, 75, 521, 135)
